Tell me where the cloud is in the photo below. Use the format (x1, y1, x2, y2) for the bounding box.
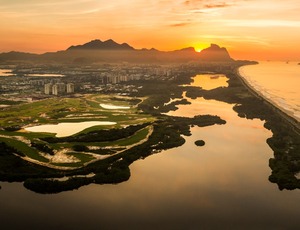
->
(182, 0, 236, 8)
(204, 3, 232, 9)
(182, 1, 235, 16)
(201, 34, 272, 46)
(223, 19, 300, 27)
(169, 22, 191, 27)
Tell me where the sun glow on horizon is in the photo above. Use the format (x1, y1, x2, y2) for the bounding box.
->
(193, 43, 209, 53)
(194, 47, 202, 53)
(0, 0, 299, 60)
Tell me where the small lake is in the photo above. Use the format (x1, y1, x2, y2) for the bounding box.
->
(167, 94, 234, 119)
(25, 73, 65, 77)
(190, 74, 229, 90)
(0, 104, 11, 108)
(167, 74, 232, 118)
(24, 121, 116, 137)
(0, 69, 14, 77)
(100, 103, 130, 110)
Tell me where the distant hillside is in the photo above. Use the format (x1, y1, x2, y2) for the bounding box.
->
(67, 39, 135, 51)
(0, 51, 38, 62)
(198, 44, 232, 61)
(0, 39, 234, 64)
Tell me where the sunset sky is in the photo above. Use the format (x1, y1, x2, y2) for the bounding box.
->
(1, 0, 300, 60)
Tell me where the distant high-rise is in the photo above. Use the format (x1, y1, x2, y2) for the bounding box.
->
(119, 75, 128, 82)
(44, 83, 53, 95)
(52, 84, 59, 95)
(66, 83, 75, 93)
(52, 83, 65, 95)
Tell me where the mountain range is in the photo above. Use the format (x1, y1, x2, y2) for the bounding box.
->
(67, 39, 135, 51)
(0, 39, 233, 64)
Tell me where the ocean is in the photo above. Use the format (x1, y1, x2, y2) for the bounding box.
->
(239, 61, 300, 122)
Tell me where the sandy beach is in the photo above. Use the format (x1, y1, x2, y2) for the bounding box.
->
(237, 67, 300, 133)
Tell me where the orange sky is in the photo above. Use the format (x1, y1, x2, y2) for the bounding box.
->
(1, 0, 300, 61)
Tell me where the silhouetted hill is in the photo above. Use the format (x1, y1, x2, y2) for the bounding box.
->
(0, 40, 234, 64)
(67, 39, 134, 51)
(0, 51, 38, 62)
(198, 44, 232, 61)
(173, 47, 196, 52)
(138, 48, 159, 52)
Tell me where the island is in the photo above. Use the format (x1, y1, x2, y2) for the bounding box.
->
(195, 140, 205, 146)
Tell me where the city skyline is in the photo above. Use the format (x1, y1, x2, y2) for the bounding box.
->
(1, 0, 300, 61)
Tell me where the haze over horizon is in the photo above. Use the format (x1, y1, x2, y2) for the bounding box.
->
(1, 0, 300, 61)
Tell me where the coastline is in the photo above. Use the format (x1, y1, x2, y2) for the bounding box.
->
(236, 66, 300, 134)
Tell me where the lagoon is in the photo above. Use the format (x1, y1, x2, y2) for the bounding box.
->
(3, 81, 300, 229)
(190, 74, 229, 90)
(24, 121, 116, 137)
(1, 74, 300, 229)
(167, 74, 233, 118)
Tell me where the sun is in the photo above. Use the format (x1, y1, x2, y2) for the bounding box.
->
(193, 44, 205, 53)
(194, 47, 202, 52)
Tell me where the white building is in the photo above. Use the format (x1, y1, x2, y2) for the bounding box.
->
(66, 83, 75, 93)
(52, 83, 65, 95)
(44, 83, 53, 95)
(52, 84, 59, 95)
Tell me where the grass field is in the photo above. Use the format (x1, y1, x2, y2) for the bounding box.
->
(0, 136, 49, 162)
(0, 94, 155, 169)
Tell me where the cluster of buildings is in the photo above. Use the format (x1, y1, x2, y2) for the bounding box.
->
(98, 74, 141, 84)
(44, 83, 74, 95)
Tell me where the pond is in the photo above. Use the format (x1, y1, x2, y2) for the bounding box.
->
(24, 121, 116, 137)
(190, 74, 229, 90)
(100, 103, 131, 110)
(0, 69, 14, 77)
(25, 73, 65, 77)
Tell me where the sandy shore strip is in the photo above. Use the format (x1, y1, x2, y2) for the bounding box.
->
(236, 67, 300, 133)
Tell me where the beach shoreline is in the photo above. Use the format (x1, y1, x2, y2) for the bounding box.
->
(236, 66, 300, 134)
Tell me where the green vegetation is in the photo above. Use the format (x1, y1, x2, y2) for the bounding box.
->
(115, 126, 150, 146)
(195, 140, 205, 146)
(0, 137, 48, 162)
(0, 99, 23, 105)
(0, 95, 154, 127)
(0, 95, 155, 171)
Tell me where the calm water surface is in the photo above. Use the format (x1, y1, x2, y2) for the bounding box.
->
(25, 73, 65, 77)
(0, 69, 64, 77)
(0, 69, 14, 77)
(24, 121, 117, 137)
(1, 74, 300, 229)
(190, 74, 229, 90)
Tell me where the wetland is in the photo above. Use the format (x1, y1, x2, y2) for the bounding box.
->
(0, 62, 300, 229)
